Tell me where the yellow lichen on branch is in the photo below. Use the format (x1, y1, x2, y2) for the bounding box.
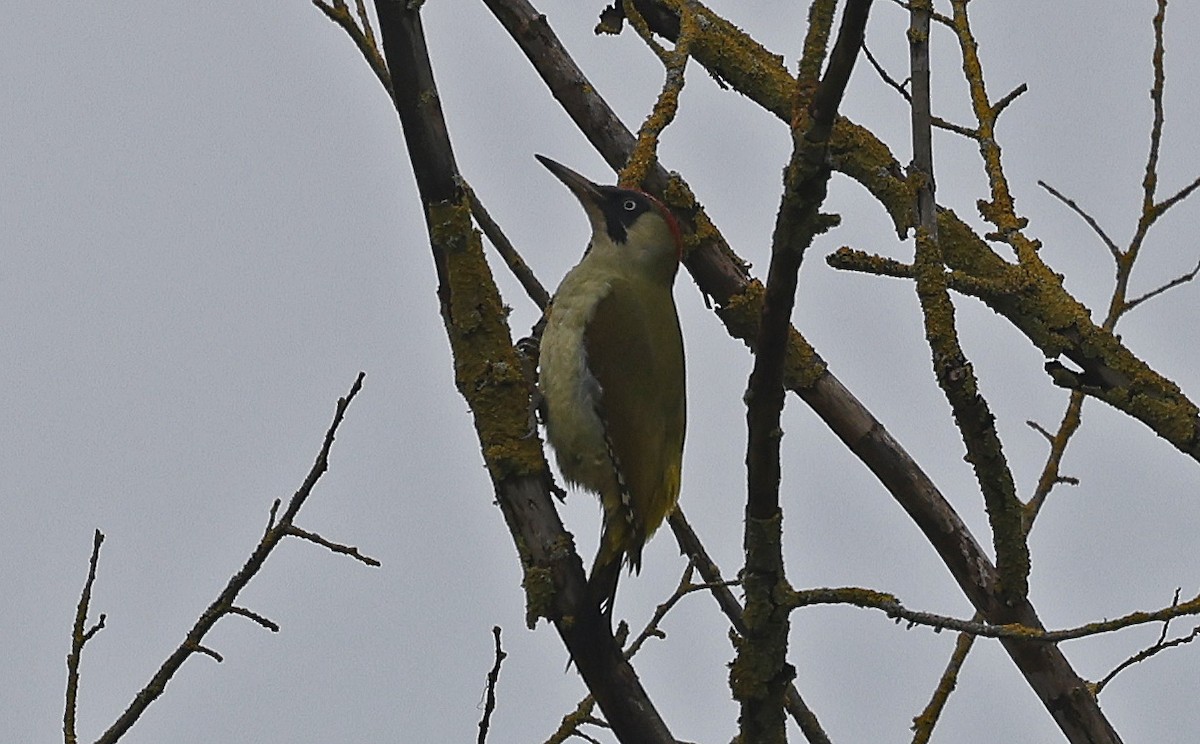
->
(428, 199, 545, 482)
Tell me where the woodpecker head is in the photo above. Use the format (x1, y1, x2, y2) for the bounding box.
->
(536, 154, 683, 285)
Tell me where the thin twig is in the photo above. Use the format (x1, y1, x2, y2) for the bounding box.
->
(621, 0, 696, 188)
(1124, 257, 1200, 312)
(227, 605, 280, 632)
(1023, 391, 1084, 531)
(1140, 0, 1168, 214)
(312, 0, 393, 95)
(94, 374, 369, 744)
(1105, 0, 1171, 328)
(789, 585, 1200, 643)
(64, 529, 106, 744)
(623, 563, 739, 660)
(1093, 590, 1200, 695)
(862, 41, 977, 138)
(543, 695, 598, 744)
(1025, 419, 1054, 443)
(911, 622, 976, 744)
(1037, 180, 1121, 260)
(1153, 173, 1200, 218)
(990, 82, 1027, 119)
(863, 40, 910, 97)
(286, 524, 381, 566)
(461, 179, 551, 311)
(477, 626, 506, 744)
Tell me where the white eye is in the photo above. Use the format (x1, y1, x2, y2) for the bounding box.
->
(623, 199, 638, 211)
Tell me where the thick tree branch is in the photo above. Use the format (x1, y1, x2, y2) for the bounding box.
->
(919, 0, 1030, 604)
(737, 4, 871, 739)
(668, 510, 832, 744)
(478, 2, 1125, 739)
(371, 5, 674, 742)
(631, 0, 1200, 463)
(1027, 1, 1199, 533)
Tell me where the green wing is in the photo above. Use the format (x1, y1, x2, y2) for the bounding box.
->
(583, 278, 685, 572)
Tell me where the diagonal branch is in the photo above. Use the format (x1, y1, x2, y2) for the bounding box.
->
(629, 0, 1200, 463)
(476, 2, 1127, 739)
(862, 41, 978, 138)
(1037, 180, 1122, 260)
(737, 4, 873, 739)
(95, 374, 370, 744)
(925, 0, 1030, 605)
(911, 624, 976, 744)
(64, 530, 106, 744)
(668, 510, 832, 744)
(1093, 589, 1200, 695)
(370, 4, 675, 741)
(1125, 257, 1200, 312)
(312, 0, 392, 95)
(1154, 173, 1200, 218)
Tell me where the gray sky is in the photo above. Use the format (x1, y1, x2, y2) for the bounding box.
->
(5, 2, 1200, 742)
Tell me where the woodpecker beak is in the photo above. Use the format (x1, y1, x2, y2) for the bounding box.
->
(535, 154, 605, 210)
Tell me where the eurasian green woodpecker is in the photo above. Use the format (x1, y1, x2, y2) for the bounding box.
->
(535, 155, 686, 616)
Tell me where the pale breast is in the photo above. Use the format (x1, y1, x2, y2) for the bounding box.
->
(539, 271, 617, 494)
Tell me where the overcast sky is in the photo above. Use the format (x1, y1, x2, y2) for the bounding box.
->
(5, 2, 1200, 743)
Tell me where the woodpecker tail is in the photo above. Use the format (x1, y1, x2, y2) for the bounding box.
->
(586, 552, 622, 623)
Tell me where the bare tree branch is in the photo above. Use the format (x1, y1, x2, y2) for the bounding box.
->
(789, 586, 1200, 644)
(285, 524, 381, 566)
(477, 626, 506, 744)
(312, 0, 392, 95)
(737, 4, 872, 739)
(1125, 256, 1200, 312)
(1037, 180, 1122, 260)
(64, 530, 106, 744)
(861, 41, 978, 138)
(1023, 392, 1085, 530)
(911, 623, 976, 744)
(990, 82, 1027, 119)
(1154, 173, 1200, 218)
(94, 373, 370, 744)
(477, 2, 1133, 738)
(370, 4, 675, 741)
(1094, 590, 1200, 695)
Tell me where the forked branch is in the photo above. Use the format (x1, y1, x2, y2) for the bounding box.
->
(72, 375, 374, 744)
